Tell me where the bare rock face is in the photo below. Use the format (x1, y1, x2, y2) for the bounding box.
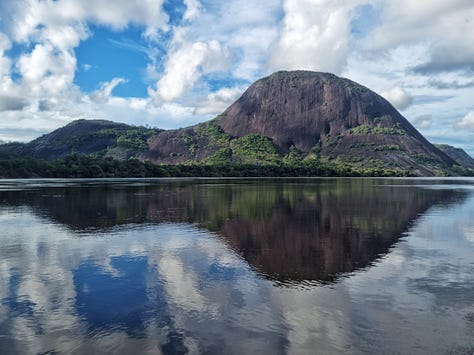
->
(215, 71, 453, 172)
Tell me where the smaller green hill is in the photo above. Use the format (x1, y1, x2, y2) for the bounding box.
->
(435, 144, 474, 169)
(6, 119, 162, 161)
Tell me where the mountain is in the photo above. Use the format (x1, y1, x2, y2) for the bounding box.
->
(143, 71, 456, 175)
(1, 71, 471, 176)
(1, 119, 161, 161)
(435, 144, 474, 169)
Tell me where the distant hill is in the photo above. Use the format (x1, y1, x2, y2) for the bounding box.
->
(435, 144, 474, 169)
(1, 71, 472, 177)
(1, 119, 161, 161)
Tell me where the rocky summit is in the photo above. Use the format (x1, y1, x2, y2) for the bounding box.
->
(144, 71, 458, 175)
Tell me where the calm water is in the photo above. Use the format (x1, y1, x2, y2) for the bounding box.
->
(0, 178, 474, 354)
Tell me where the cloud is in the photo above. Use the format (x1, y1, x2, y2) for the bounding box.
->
(147, 0, 281, 95)
(77, 95, 200, 129)
(364, 0, 473, 50)
(412, 115, 433, 129)
(82, 64, 93, 72)
(0, 127, 48, 142)
(38, 99, 55, 112)
(269, 0, 361, 74)
(194, 87, 243, 115)
(183, 0, 202, 21)
(0, 32, 12, 78)
(428, 79, 474, 90)
(413, 44, 474, 74)
(16, 43, 78, 97)
(0, 95, 29, 112)
(90, 78, 127, 103)
(460, 226, 474, 244)
(362, 1, 474, 75)
(380, 86, 413, 110)
(456, 111, 474, 129)
(150, 40, 231, 102)
(413, 94, 454, 105)
(108, 38, 151, 55)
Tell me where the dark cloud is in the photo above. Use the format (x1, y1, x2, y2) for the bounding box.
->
(413, 95, 454, 105)
(427, 79, 474, 90)
(0, 95, 29, 111)
(412, 44, 474, 74)
(38, 100, 55, 112)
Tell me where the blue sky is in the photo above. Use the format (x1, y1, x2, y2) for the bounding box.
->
(0, 0, 473, 155)
(74, 26, 151, 97)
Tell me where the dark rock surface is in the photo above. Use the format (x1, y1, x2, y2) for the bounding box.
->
(215, 71, 454, 172)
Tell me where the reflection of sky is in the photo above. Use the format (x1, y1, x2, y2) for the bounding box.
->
(74, 256, 152, 337)
(0, 213, 287, 354)
(0, 188, 474, 353)
(340, 193, 474, 353)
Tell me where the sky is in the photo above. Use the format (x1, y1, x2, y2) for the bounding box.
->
(0, 0, 473, 155)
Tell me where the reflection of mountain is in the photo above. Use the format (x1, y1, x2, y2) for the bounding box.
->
(0, 179, 466, 283)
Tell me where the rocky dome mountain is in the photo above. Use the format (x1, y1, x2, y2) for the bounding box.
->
(143, 71, 458, 175)
(2, 71, 472, 176)
(217, 71, 421, 152)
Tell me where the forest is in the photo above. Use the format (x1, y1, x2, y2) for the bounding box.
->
(0, 152, 426, 178)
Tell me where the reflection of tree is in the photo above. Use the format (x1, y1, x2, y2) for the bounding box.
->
(0, 179, 465, 283)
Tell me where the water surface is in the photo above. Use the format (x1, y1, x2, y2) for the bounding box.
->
(0, 178, 473, 354)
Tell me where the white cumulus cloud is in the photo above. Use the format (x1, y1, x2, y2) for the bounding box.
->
(456, 112, 474, 129)
(363, 0, 474, 74)
(90, 78, 127, 103)
(194, 86, 244, 115)
(269, 0, 362, 74)
(412, 115, 433, 129)
(183, 0, 202, 21)
(151, 40, 231, 102)
(0, 33, 12, 78)
(380, 86, 413, 110)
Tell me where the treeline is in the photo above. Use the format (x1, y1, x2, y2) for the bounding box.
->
(0, 153, 423, 178)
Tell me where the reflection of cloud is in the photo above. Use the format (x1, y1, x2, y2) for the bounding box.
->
(0, 213, 285, 353)
(276, 288, 352, 354)
(460, 226, 474, 243)
(159, 254, 208, 313)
